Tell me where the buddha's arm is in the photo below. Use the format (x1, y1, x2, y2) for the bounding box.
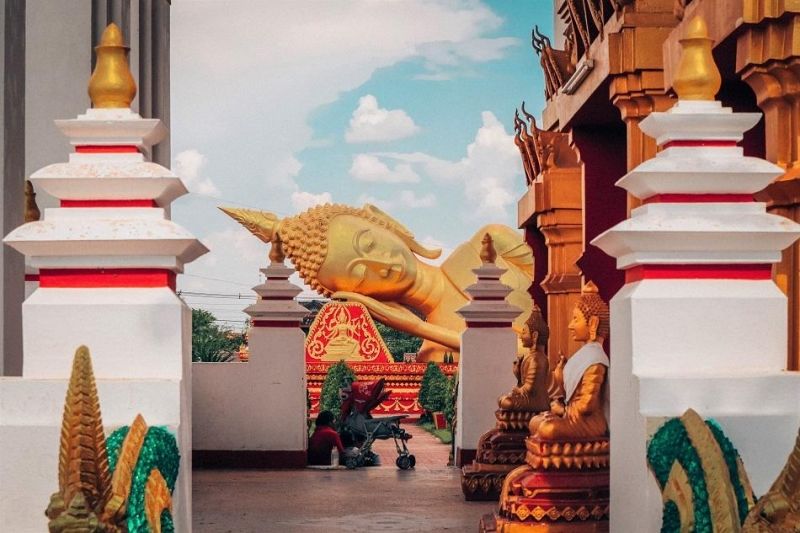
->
(332, 292, 460, 350)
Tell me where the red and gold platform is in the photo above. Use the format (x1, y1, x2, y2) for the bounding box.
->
(305, 301, 456, 419)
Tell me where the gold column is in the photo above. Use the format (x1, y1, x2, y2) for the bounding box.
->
(737, 9, 800, 369)
(529, 135, 583, 366)
(536, 166, 583, 365)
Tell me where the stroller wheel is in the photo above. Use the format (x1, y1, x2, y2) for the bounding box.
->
(396, 454, 412, 470)
(345, 456, 359, 470)
(409, 454, 416, 468)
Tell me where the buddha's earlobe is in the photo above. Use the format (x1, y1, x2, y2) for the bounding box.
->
(588, 315, 599, 342)
(531, 331, 539, 347)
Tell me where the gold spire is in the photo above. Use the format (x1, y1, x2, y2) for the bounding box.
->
(582, 280, 600, 295)
(88, 23, 137, 108)
(673, 15, 721, 101)
(480, 233, 497, 264)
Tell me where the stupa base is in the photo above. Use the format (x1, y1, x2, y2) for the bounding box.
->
(462, 427, 528, 500)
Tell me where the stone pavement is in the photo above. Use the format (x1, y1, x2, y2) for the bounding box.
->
(193, 424, 496, 532)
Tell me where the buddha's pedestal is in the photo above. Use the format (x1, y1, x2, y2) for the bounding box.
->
(461, 410, 533, 501)
(482, 436, 610, 532)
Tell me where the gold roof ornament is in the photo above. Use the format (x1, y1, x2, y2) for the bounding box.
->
(673, 15, 721, 101)
(480, 233, 497, 264)
(88, 23, 137, 109)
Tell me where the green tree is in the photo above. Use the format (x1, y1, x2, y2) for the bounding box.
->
(418, 362, 448, 417)
(319, 360, 356, 423)
(444, 374, 457, 428)
(191, 308, 243, 362)
(375, 321, 422, 361)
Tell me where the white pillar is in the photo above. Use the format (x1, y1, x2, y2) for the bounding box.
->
(0, 107, 206, 531)
(593, 99, 800, 530)
(455, 255, 522, 467)
(192, 250, 309, 467)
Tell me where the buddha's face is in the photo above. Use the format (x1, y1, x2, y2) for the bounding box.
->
(568, 307, 590, 342)
(520, 324, 533, 348)
(317, 214, 418, 298)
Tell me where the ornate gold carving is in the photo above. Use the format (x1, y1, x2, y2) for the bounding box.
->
(525, 437, 610, 470)
(224, 203, 534, 362)
(144, 469, 172, 533)
(674, 16, 721, 101)
(743, 427, 800, 531)
(531, 27, 575, 99)
(661, 462, 695, 531)
(88, 23, 136, 109)
(514, 104, 579, 186)
(100, 414, 147, 524)
(57, 346, 112, 514)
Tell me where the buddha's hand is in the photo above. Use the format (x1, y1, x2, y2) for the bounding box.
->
(549, 399, 565, 416)
(331, 291, 422, 331)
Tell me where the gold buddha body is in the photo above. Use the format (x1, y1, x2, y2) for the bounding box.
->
(498, 304, 550, 413)
(529, 282, 609, 441)
(222, 204, 533, 362)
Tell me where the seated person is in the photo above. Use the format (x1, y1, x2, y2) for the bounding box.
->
(307, 410, 345, 466)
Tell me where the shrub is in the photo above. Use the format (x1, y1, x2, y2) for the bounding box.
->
(444, 374, 457, 428)
(319, 360, 356, 423)
(418, 362, 448, 417)
(191, 308, 241, 362)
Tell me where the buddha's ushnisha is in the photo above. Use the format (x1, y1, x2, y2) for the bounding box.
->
(221, 203, 534, 362)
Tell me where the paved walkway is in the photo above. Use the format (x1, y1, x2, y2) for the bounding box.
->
(193, 425, 496, 532)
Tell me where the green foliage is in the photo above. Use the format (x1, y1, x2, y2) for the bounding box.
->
(443, 374, 457, 427)
(375, 321, 422, 362)
(319, 360, 356, 422)
(191, 308, 243, 362)
(418, 362, 449, 417)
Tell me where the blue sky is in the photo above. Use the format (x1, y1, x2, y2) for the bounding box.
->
(170, 0, 552, 326)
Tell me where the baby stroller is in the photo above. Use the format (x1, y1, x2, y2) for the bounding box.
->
(339, 379, 416, 470)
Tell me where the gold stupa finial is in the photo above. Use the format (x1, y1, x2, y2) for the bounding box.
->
(269, 234, 286, 264)
(88, 23, 137, 108)
(673, 15, 721, 101)
(480, 233, 497, 264)
(582, 280, 600, 295)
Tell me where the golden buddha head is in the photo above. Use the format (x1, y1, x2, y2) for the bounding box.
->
(221, 204, 441, 298)
(569, 281, 609, 344)
(521, 303, 548, 350)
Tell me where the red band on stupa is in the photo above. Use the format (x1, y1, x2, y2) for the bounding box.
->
(641, 193, 753, 204)
(465, 322, 512, 328)
(252, 320, 301, 328)
(662, 140, 738, 149)
(24, 274, 39, 282)
(39, 268, 176, 290)
(60, 199, 157, 208)
(75, 145, 139, 153)
(625, 264, 772, 283)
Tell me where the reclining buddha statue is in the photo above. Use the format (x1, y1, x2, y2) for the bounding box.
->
(221, 203, 533, 362)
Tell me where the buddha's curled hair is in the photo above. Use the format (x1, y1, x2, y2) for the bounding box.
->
(526, 303, 549, 348)
(576, 281, 610, 340)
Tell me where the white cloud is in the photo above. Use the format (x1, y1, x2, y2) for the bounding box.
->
(350, 154, 420, 183)
(415, 37, 519, 80)
(173, 149, 221, 196)
(357, 189, 436, 211)
(291, 190, 333, 211)
(367, 111, 522, 221)
(345, 94, 420, 143)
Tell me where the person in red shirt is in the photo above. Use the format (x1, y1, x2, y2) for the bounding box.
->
(308, 410, 345, 466)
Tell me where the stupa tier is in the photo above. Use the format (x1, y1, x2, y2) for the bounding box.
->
(592, 17, 800, 531)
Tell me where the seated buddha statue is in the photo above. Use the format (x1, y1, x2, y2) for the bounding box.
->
(497, 304, 550, 413)
(528, 281, 609, 441)
(221, 203, 533, 362)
